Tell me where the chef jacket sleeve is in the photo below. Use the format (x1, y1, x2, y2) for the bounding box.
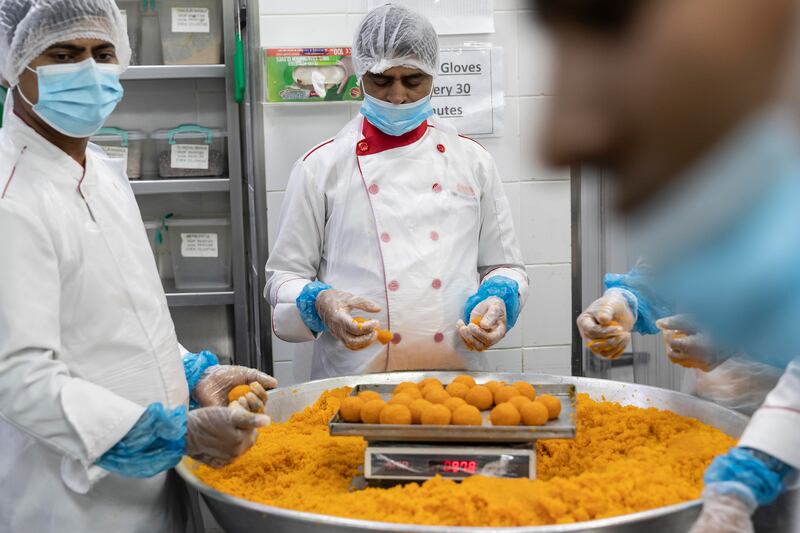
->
(738, 357, 800, 470)
(264, 158, 327, 342)
(475, 152, 529, 306)
(0, 201, 145, 472)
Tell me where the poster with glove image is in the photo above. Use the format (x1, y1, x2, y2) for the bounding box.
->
(265, 48, 363, 102)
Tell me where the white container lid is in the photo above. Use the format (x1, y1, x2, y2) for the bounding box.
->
(151, 124, 227, 144)
(168, 217, 230, 227)
(91, 127, 147, 144)
(143, 220, 160, 230)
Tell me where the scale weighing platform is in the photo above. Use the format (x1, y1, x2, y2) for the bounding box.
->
(329, 383, 576, 486)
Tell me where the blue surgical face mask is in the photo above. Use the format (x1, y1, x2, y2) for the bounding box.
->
(17, 58, 124, 138)
(629, 109, 800, 369)
(360, 89, 434, 136)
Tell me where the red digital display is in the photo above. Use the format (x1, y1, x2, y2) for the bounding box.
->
(431, 459, 478, 474)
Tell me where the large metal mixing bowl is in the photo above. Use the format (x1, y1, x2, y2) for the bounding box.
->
(178, 372, 752, 533)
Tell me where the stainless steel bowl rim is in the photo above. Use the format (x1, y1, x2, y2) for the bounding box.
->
(177, 371, 750, 532)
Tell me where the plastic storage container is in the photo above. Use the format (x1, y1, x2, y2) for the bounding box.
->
(91, 127, 146, 179)
(143, 219, 160, 261)
(156, 0, 223, 65)
(117, 0, 142, 65)
(151, 125, 227, 178)
(167, 217, 231, 289)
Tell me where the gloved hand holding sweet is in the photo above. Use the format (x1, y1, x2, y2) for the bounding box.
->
(577, 288, 636, 360)
(315, 289, 382, 350)
(457, 296, 507, 352)
(193, 365, 277, 412)
(185, 405, 270, 469)
(656, 314, 732, 372)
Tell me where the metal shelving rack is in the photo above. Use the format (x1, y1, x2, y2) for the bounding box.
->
(121, 1, 251, 365)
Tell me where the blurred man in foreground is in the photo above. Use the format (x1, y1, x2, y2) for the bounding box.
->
(533, 0, 799, 531)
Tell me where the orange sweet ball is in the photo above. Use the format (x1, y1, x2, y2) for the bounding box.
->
(484, 380, 503, 395)
(358, 390, 382, 402)
(508, 395, 532, 412)
(519, 401, 549, 426)
(451, 405, 483, 426)
(376, 330, 394, 345)
(512, 381, 537, 401)
(452, 374, 476, 388)
(420, 404, 452, 426)
(389, 392, 414, 407)
(464, 385, 494, 411)
(490, 403, 521, 426)
(380, 404, 413, 425)
(338, 396, 365, 423)
(443, 397, 468, 412)
(402, 387, 423, 400)
(418, 377, 442, 389)
(360, 399, 387, 424)
(420, 381, 444, 397)
(445, 381, 470, 399)
(393, 382, 418, 394)
(425, 388, 451, 405)
(536, 395, 562, 420)
(227, 384, 252, 403)
(494, 385, 522, 405)
(408, 398, 432, 424)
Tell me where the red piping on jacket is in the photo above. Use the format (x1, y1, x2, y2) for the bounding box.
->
(355, 155, 392, 370)
(303, 138, 335, 162)
(1, 146, 27, 199)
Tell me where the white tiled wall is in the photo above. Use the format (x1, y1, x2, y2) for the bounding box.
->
(260, 2, 572, 383)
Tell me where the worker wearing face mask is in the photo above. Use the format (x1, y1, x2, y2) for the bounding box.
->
(533, 1, 799, 531)
(265, 3, 528, 379)
(0, 2, 277, 532)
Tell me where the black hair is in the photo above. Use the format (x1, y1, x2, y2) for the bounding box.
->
(532, 0, 643, 33)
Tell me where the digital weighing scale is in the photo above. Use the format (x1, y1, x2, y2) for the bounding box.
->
(329, 383, 577, 485)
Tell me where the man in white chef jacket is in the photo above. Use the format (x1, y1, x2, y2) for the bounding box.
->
(265, 4, 529, 379)
(0, 2, 276, 532)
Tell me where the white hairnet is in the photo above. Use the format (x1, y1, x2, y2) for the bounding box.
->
(0, 0, 131, 86)
(352, 3, 439, 78)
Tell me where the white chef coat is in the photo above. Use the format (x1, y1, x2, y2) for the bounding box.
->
(739, 357, 800, 470)
(265, 115, 528, 378)
(0, 98, 188, 533)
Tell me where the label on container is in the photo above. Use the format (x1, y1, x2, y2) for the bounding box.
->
(120, 9, 128, 29)
(172, 7, 210, 33)
(181, 233, 218, 258)
(100, 145, 128, 164)
(171, 144, 209, 170)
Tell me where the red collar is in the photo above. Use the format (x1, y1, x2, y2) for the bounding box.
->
(357, 118, 429, 156)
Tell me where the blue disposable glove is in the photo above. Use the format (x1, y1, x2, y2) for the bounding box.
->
(604, 262, 673, 335)
(458, 276, 520, 351)
(296, 281, 333, 333)
(183, 351, 219, 409)
(96, 403, 187, 478)
(690, 447, 795, 533)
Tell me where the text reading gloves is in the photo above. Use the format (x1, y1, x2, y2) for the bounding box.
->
(17, 58, 124, 138)
(360, 91, 434, 137)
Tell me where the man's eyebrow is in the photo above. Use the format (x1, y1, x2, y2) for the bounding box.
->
(45, 43, 86, 52)
(92, 43, 116, 51)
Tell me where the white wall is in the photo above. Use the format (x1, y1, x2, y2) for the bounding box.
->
(259, 1, 573, 385)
